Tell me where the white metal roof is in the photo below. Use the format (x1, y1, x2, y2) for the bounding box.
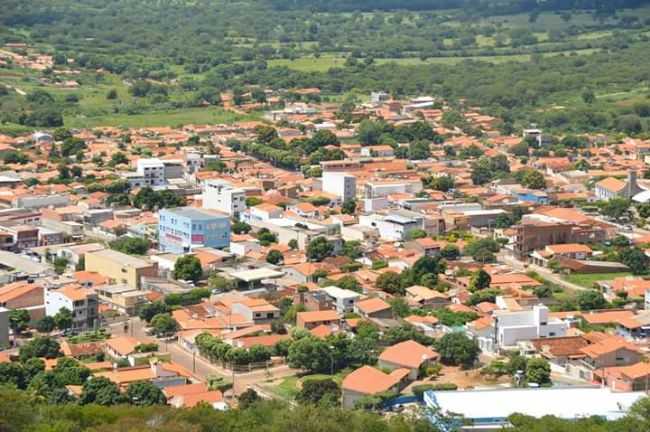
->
(426, 387, 644, 421)
(229, 268, 284, 282)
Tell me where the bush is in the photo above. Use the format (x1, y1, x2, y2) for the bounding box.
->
(411, 383, 458, 399)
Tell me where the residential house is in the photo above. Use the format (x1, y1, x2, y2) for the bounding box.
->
(96, 361, 191, 390)
(296, 310, 340, 330)
(570, 335, 644, 381)
(45, 284, 98, 331)
(405, 285, 450, 309)
(163, 382, 227, 410)
(321, 286, 360, 314)
(341, 365, 410, 409)
(104, 336, 140, 361)
(378, 340, 439, 380)
(481, 305, 569, 353)
(531, 243, 593, 267)
(596, 362, 650, 392)
(355, 297, 393, 320)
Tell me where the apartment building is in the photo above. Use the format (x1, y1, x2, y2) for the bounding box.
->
(158, 207, 231, 254)
(202, 179, 247, 218)
(322, 171, 357, 202)
(45, 284, 99, 330)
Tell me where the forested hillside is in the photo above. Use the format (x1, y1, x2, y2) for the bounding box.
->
(1, 0, 650, 133)
(267, 0, 650, 13)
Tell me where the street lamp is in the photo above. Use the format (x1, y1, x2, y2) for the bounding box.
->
(328, 345, 335, 375)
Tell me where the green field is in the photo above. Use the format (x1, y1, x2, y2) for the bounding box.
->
(262, 376, 300, 401)
(260, 372, 346, 402)
(65, 107, 256, 129)
(564, 272, 632, 289)
(269, 48, 602, 72)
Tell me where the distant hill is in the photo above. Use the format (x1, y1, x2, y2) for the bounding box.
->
(267, 0, 650, 13)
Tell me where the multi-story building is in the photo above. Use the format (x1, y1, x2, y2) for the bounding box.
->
(472, 305, 568, 353)
(135, 158, 165, 186)
(158, 207, 231, 254)
(202, 179, 247, 218)
(45, 284, 98, 330)
(85, 249, 158, 289)
(321, 286, 360, 314)
(322, 172, 357, 202)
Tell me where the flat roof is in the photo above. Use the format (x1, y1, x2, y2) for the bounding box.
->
(88, 249, 152, 269)
(322, 286, 361, 300)
(462, 209, 507, 216)
(161, 207, 228, 221)
(0, 250, 50, 274)
(426, 387, 645, 421)
(229, 268, 284, 282)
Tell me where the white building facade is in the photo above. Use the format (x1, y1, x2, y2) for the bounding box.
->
(322, 172, 357, 202)
(202, 179, 247, 219)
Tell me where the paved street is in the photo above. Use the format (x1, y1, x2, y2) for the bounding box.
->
(107, 316, 299, 395)
(498, 250, 587, 292)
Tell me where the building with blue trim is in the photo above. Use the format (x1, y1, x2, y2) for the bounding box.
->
(158, 207, 230, 254)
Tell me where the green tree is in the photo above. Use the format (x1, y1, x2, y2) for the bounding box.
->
(9, 309, 30, 335)
(616, 114, 643, 134)
(80, 377, 126, 405)
(376, 271, 403, 295)
(469, 269, 491, 292)
(266, 249, 284, 265)
(232, 221, 252, 234)
(256, 228, 278, 246)
(435, 332, 480, 369)
(126, 381, 167, 405)
(576, 290, 607, 311)
(341, 199, 357, 215)
(287, 336, 332, 373)
(53, 308, 73, 330)
(471, 157, 493, 185)
(173, 255, 203, 282)
(109, 151, 129, 167)
(296, 378, 340, 405)
(110, 237, 150, 255)
(238, 388, 260, 409)
(307, 237, 334, 262)
(53, 257, 68, 275)
(341, 240, 362, 259)
(521, 169, 546, 189)
(138, 301, 171, 323)
(208, 274, 237, 292)
(619, 247, 650, 275)
(440, 244, 460, 260)
(426, 175, 455, 192)
(19, 337, 62, 361)
(600, 198, 630, 221)
(35, 316, 56, 333)
(0, 362, 27, 388)
(358, 119, 385, 145)
(525, 357, 551, 385)
(150, 313, 179, 336)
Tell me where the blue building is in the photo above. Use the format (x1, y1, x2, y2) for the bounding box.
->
(158, 207, 230, 254)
